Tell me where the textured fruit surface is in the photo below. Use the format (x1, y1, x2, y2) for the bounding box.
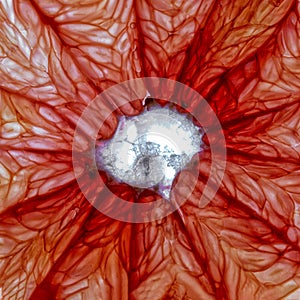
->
(0, 0, 299, 299)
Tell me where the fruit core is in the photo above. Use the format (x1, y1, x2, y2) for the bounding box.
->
(96, 105, 203, 199)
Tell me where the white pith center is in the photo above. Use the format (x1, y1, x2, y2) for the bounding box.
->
(96, 106, 203, 199)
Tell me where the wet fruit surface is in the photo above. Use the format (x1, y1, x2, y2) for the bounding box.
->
(0, 0, 300, 299)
